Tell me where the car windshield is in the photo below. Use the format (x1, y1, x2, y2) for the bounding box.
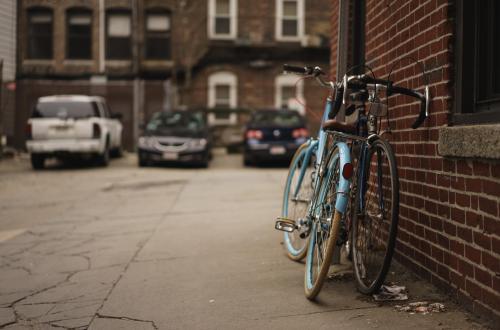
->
(251, 111, 303, 126)
(146, 112, 204, 132)
(32, 101, 100, 119)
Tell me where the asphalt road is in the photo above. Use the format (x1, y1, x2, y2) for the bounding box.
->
(0, 152, 488, 329)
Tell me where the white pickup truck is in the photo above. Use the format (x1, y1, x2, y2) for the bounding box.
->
(26, 95, 123, 169)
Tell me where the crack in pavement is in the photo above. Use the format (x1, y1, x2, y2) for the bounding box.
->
(262, 305, 378, 320)
(96, 313, 159, 329)
(87, 180, 189, 329)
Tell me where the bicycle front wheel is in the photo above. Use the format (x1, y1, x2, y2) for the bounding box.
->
(304, 147, 342, 300)
(282, 142, 315, 261)
(352, 139, 399, 294)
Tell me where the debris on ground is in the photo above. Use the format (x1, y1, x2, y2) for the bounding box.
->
(373, 284, 408, 301)
(328, 271, 353, 281)
(394, 302, 446, 315)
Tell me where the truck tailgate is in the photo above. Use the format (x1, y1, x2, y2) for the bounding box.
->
(31, 118, 94, 140)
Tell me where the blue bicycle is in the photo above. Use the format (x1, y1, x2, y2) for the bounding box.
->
(275, 65, 353, 299)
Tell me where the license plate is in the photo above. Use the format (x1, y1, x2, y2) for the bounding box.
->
(270, 146, 286, 155)
(162, 152, 178, 160)
(54, 126, 69, 131)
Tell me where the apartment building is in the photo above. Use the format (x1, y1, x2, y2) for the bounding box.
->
(14, 0, 331, 150)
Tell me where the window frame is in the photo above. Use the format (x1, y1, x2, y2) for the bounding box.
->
(208, 0, 238, 40)
(144, 8, 172, 60)
(275, 74, 305, 114)
(105, 9, 132, 60)
(454, 0, 500, 125)
(65, 7, 93, 60)
(26, 7, 54, 60)
(275, 0, 305, 42)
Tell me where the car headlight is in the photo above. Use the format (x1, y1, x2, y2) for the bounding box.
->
(138, 137, 155, 148)
(188, 138, 207, 148)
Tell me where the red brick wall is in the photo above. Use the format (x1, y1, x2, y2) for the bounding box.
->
(330, 0, 499, 322)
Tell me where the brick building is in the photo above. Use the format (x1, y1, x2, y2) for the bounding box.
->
(0, 0, 17, 152)
(13, 0, 331, 150)
(330, 0, 499, 323)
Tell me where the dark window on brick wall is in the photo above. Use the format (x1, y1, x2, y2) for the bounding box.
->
(144, 10, 171, 60)
(27, 7, 53, 59)
(66, 8, 93, 60)
(106, 10, 132, 60)
(454, 0, 500, 124)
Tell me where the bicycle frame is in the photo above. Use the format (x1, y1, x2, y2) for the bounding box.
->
(291, 98, 351, 216)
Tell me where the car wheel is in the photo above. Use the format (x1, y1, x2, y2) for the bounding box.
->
(138, 155, 148, 167)
(31, 154, 45, 170)
(243, 154, 254, 167)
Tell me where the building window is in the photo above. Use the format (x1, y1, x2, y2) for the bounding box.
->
(455, 0, 500, 124)
(145, 10, 171, 60)
(275, 74, 304, 114)
(208, 72, 238, 125)
(208, 72, 237, 108)
(66, 8, 92, 59)
(26, 7, 53, 59)
(276, 0, 304, 41)
(208, 0, 237, 39)
(106, 10, 131, 60)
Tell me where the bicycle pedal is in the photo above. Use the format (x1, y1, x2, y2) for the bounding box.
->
(275, 217, 297, 233)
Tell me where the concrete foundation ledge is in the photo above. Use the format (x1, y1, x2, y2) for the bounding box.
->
(438, 124, 500, 159)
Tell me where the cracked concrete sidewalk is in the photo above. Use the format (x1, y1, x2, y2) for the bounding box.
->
(0, 155, 490, 329)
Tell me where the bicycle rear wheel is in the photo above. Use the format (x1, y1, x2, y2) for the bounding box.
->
(304, 147, 342, 300)
(352, 139, 399, 294)
(282, 143, 315, 261)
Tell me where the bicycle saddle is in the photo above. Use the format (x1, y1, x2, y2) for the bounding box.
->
(322, 119, 356, 134)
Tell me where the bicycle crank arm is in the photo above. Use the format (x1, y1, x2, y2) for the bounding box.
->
(275, 217, 297, 233)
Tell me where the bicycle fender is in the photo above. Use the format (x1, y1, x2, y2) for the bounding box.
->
(335, 142, 351, 213)
(292, 140, 318, 197)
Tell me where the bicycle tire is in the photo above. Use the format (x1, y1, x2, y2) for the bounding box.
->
(282, 142, 315, 261)
(352, 138, 399, 294)
(304, 147, 342, 300)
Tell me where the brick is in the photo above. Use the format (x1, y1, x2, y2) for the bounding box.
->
(482, 289, 500, 313)
(465, 211, 482, 229)
(465, 245, 481, 264)
(473, 162, 491, 177)
(474, 267, 492, 287)
(465, 279, 483, 300)
(473, 231, 491, 251)
(457, 226, 472, 242)
(451, 207, 465, 224)
(456, 160, 473, 175)
(483, 180, 500, 197)
(456, 193, 470, 208)
(483, 216, 499, 235)
(479, 197, 498, 217)
(450, 239, 464, 255)
(459, 258, 474, 277)
(482, 251, 500, 273)
(465, 177, 482, 194)
(450, 269, 465, 289)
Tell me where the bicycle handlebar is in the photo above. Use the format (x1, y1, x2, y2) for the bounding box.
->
(337, 74, 431, 129)
(282, 64, 333, 88)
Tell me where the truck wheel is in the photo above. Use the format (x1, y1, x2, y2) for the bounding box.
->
(31, 154, 45, 170)
(97, 145, 110, 167)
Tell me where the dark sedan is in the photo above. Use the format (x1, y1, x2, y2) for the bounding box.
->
(243, 110, 308, 166)
(138, 111, 211, 167)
